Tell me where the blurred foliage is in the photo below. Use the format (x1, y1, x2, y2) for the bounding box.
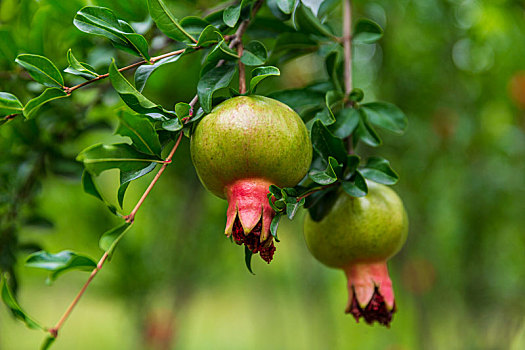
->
(1, 0, 525, 349)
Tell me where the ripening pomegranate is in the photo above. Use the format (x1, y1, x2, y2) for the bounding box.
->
(191, 95, 312, 263)
(303, 181, 408, 326)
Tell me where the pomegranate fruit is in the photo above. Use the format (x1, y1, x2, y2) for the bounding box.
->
(303, 181, 408, 326)
(191, 95, 312, 263)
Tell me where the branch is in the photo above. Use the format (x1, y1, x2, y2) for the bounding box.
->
(237, 43, 247, 94)
(44, 2, 266, 340)
(343, 0, 353, 96)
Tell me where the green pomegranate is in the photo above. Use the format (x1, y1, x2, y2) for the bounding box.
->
(191, 95, 312, 262)
(303, 181, 408, 326)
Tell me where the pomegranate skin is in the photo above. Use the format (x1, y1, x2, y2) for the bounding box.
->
(303, 181, 408, 325)
(191, 95, 312, 262)
(190, 95, 312, 198)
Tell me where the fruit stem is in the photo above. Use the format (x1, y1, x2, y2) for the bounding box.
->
(237, 43, 247, 94)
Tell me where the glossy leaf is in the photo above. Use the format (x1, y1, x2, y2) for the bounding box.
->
(353, 18, 383, 44)
(353, 110, 382, 147)
(109, 60, 170, 117)
(15, 54, 64, 88)
(41, 336, 56, 350)
(325, 90, 343, 118)
(116, 111, 161, 156)
(0, 92, 23, 117)
(325, 49, 343, 93)
(293, 3, 335, 39)
(23, 88, 69, 119)
(64, 49, 99, 80)
(180, 16, 209, 37)
(270, 213, 282, 241)
(310, 120, 348, 165)
(306, 188, 338, 222)
(244, 246, 254, 275)
(342, 171, 368, 197)
(249, 66, 280, 93)
(1, 275, 44, 330)
(361, 102, 408, 134)
(147, 0, 196, 43)
(74, 6, 150, 60)
(361, 157, 399, 185)
(309, 156, 341, 185)
(223, 3, 242, 27)
(277, 0, 294, 14)
(202, 40, 238, 75)
(330, 107, 360, 138)
(273, 32, 319, 54)
(197, 64, 237, 113)
(81, 171, 104, 201)
(161, 118, 183, 132)
(135, 54, 182, 92)
(286, 197, 305, 220)
(241, 41, 268, 66)
(25, 251, 96, 282)
(197, 25, 223, 47)
(99, 222, 133, 257)
(77, 143, 162, 177)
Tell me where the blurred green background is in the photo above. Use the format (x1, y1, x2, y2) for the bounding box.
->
(1, 0, 525, 349)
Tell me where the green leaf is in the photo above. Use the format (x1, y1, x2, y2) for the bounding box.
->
(161, 118, 183, 132)
(64, 49, 99, 80)
(277, 0, 294, 14)
(180, 16, 209, 37)
(1, 275, 44, 330)
(135, 54, 182, 92)
(286, 197, 305, 220)
(109, 60, 170, 117)
(306, 188, 338, 222)
(41, 336, 56, 350)
(349, 88, 364, 102)
(330, 107, 360, 138)
(147, 0, 196, 43)
(361, 157, 399, 185)
(0, 92, 23, 117)
(309, 156, 341, 185)
(249, 66, 280, 93)
(74, 6, 150, 60)
(15, 54, 64, 88)
(241, 41, 268, 66)
(361, 102, 408, 134)
(23, 88, 69, 119)
(270, 213, 283, 241)
(202, 40, 239, 75)
(25, 251, 97, 282)
(353, 109, 382, 147)
(342, 171, 368, 197)
(99, 222, 133, 257)
(325, 90, 344, 119)
(81, 171, 119, 215)
(310, 120, 348, 165)
(346, 154, 360, 174)
(353, 18, 383, 44)
(197, 64, 237, 113)
(223, 3, 242, 27)
(244, 245, 255, 275)
(116, 111, 162, 156)
(175, 102, 191, 118)
(82, 171, 104, 201)
(325, 49, 343, 93)
(77, 143, 162, 177)
(197, 25, 223, 47)
(272, 32, 319, 54)
(294, 3, 336, 39)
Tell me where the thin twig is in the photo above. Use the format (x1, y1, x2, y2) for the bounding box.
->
(3, 113, 18, 121)
(48, 252, 108, 337)
(124, 132, 183, 223)
(343, 0, 353, 96)
(65, 49, 187, 94)
(237, 43, 246, 94)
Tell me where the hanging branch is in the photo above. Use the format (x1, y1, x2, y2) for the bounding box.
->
(44, 1, 265, 341)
